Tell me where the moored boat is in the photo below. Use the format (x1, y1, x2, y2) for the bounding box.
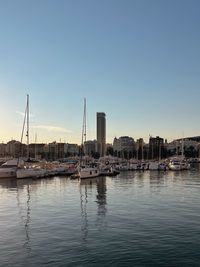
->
(78, 99, 100, 180)
(168, 157, 190, 171)
(0, 159, 24, 178)
(99, 165, 120, 176)
(79, 166, 99, 179)
(17, 166, 46, 179)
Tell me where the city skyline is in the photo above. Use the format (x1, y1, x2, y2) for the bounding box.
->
(1, 1, 200, 144)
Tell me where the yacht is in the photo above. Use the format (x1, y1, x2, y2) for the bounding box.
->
(17, 165, 46, 179)
(168, 157, 190, 171)
(0, 159, 23, 178)
(146, 161, 168, 171)
(79, 165, 99, 179)
(180, 160, 190, 170)
(99, 164, 120, 176)
(168, 159, 181, 170)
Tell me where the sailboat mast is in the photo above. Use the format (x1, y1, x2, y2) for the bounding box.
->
(141, 139, 144, 161)
(26, 94, 30, 159)
(181, 138, 184, 158)
(81, 98, 86, 153)
(35, 133, 37, 159)
(83, 98, 86, 143)
(159, 143, 161, 162)
(181, 132, 184, 158)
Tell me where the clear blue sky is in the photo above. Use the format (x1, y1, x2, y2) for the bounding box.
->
(0, 0, 200, 144)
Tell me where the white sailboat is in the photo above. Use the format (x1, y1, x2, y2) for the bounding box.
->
(78, 98, 99, 179)
(0, 97, 27, 178)
(0, 158, 24, 178)
(17, 95, 46, 179)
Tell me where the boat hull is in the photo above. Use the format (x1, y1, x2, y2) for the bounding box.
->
(79, 167, 99, 179)
(0, 168, 17, 178)
(17, 168, 46, 179)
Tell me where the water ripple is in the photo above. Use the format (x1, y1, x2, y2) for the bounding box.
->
(0, 169, 200, 266)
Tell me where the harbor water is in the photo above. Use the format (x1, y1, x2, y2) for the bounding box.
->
(0, 166, 200, 266)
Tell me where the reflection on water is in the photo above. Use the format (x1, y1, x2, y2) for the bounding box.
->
(95, 177, 107, 215)
(79, 180, 89, 241)
(16, 182, 31, 254)
(79, 177, 107, 239)
(95, 177, 107, 232)
(0, 168, 200, 266)
(24, 184, 31, 252)
(0, 178, 17, 190)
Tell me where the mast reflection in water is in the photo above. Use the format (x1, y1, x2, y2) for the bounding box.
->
(79, 177, 107, 240)
(16, 179, 33, 255)
(0, 168, 200, 266)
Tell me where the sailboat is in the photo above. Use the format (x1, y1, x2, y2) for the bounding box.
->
(0, 158, 24, 178)
(78, 98, 99, 179)
(0, 97, 27, 178)
(17, 95, 46, 179)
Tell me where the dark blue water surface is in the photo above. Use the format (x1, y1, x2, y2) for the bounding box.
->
(0, 166, 200, 267)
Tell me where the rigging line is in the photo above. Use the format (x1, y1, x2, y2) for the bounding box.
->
(20, 98, 28, 144)
(81, 98, 86, 160)
(18, 96, 28, 166)
(26, 94, 30, 159)
(81, 98, 86, 144)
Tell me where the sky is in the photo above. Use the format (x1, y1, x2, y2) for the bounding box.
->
(0, 0, 200, 144)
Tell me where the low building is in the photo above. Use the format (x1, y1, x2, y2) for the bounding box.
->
(6, 140, 26, 158)
(0, 143, 6, 157)
(113, 136, 135, 158)
(29, 143, 46, 159)
(84, 140, 97, 156)
(65, 143, 79, 156)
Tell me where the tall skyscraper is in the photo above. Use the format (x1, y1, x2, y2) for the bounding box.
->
(97, 112, 106, 157)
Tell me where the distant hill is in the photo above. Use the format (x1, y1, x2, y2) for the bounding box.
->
(176, 136, 200, 142)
